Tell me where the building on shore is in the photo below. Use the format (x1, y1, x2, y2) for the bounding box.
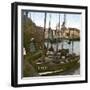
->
(44, 27, 80, 39)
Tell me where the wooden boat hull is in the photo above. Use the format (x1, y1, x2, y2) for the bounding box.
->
(34, 57, 80, 76)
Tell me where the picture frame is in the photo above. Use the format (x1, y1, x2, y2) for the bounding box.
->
(11, 2, 88, 87)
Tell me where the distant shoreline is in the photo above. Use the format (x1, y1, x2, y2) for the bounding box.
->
(45, 38, 80, 43)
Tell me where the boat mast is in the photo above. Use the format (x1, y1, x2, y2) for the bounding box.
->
(41, 12, 47, 62)
(72, 28, 74, 54)
(56, 14, 60, 52)
(44, 12, 47, 54)
(58, 13, 60, 44)
(49, 14, 51, 32)
(43, 12, 47, 47)
(61, 14, 66, 49)
(48, 14, 51, 50)
(44, 12, 47, 32)
(56, 25, 58, 52)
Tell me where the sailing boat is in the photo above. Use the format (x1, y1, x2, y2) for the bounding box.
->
(34, 13, 80, 76)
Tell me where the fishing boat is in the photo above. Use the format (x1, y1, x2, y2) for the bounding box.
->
(32, 13, 80, 76)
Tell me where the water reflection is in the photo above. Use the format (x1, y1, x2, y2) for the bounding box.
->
(45, 40, 80, 55)
(44, 40, 80, 75)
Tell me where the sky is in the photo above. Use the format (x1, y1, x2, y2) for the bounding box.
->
(27, 11, 81, 30)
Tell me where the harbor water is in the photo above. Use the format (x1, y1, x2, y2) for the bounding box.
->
(44, 40, 80, 75)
